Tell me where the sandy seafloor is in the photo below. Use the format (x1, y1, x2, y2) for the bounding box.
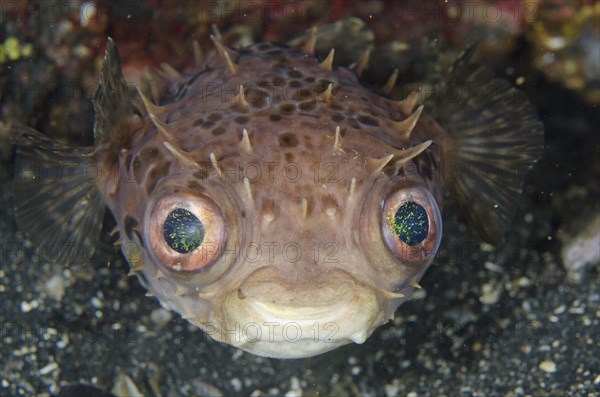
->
(1, 1, 599, 396)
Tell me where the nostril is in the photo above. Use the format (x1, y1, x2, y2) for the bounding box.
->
(237, 288, 247, 300)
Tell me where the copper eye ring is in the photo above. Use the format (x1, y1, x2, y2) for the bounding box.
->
(382, 187, 442, 264)
(147, 192, 226, 272)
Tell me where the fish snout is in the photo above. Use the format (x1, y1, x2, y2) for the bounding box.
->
(216, 267, 387, 358)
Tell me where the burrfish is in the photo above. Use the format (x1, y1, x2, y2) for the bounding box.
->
(7, 27, 543, 358)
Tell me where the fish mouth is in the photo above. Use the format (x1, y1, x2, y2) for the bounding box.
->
(218, 267, 387, 358)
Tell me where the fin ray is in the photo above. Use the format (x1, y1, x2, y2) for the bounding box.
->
(10, 124, 105, 265)
(428, 48, 544, 243)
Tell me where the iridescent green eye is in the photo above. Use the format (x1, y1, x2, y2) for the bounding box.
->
(382, 188, 441, 262)
(163, 208, 205, 253)
(392, 201, 429, 246)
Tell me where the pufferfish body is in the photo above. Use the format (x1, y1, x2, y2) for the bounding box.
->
(8, 26, 543, 358)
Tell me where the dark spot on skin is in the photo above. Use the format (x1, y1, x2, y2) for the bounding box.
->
(304, 76, 315, 82)
(235, 116, 249, 124)
(269, 114, 282, 122)
(279, 132, 298, 148)
(331, 114, 344, 122)
(258, 80, 270, 88)
(361, 96, 368, 102)
(288, 70, 302, 78)
(348, 119, 362, 130)
(357, 115, 379, 126)
(188, 180, 204, 191)
(139, 147, 159, 160)
(299, 101, 316, 111)
(145, 162, 171, 194)
(208, 113, 223, 121)
(202, 120, 215, 129)
(272, 76, 285, 86)
(285, 152, 294, 162)
(279, 104, 295, 115)
(289, 80, 301, 88)
(124, 215, 139, 240)
(212, 126, 226, 136)
(298, 89, 313, 100)
(193, 118, 204, 127)
(329, 103, 343, 111)
(241, 210, 246, 218)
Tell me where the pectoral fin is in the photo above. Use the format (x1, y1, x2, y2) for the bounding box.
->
(9, 124, 105, 265)
(428, 48, 544, 244)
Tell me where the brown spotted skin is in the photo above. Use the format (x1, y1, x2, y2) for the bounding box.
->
(98, 42, 445, 358)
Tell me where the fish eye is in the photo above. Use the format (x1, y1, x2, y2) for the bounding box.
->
(382, 186, 442, 263)
(147, 193, 226, 272)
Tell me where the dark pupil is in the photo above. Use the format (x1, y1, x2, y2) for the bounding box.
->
(393, 201, 429, 246)
(163, 208, 205, 253)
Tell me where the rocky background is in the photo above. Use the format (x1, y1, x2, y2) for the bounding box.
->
(1, 1, 598, 396)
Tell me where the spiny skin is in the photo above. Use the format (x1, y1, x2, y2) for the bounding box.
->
(97, 41, 447, 358)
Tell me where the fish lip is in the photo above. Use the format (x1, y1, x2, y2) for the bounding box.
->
(247, 298, 347, 320)
(216, 267, 388, 358)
